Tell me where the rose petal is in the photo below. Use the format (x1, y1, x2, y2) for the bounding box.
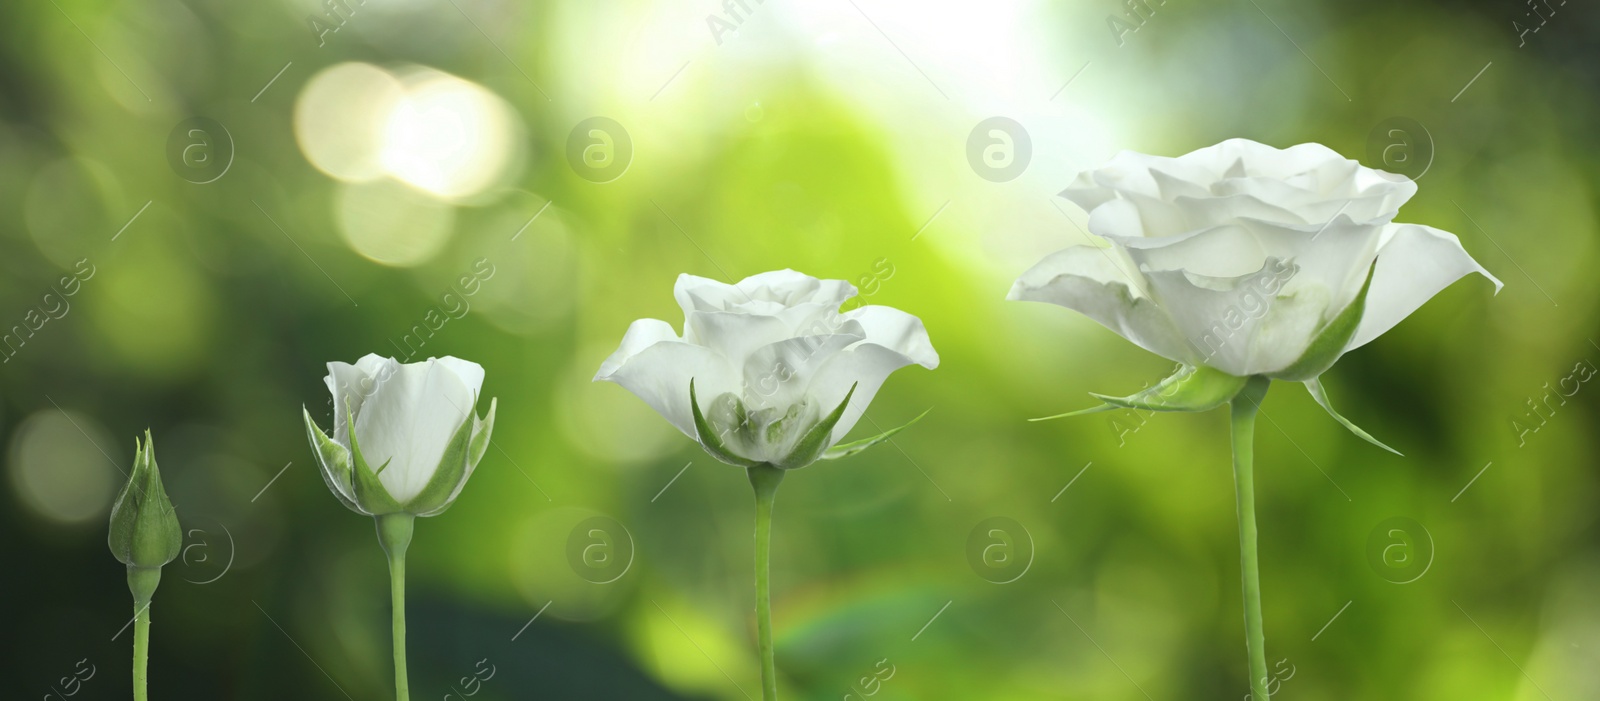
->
(1085, 195, 1189, 239)
(741, 330, 865, 413)
(325, 354, 396, 446)
(1007, 245, 1195, 365)
(687, 310, 801, 368)
(1060, 150, 1166, 212)
(802, 343, 923, 444)
(674, 270, 857, 316)
(601, 339, 740, 438)
(352, 359, 475, 503)
(433, 356, 485, 397)
(1114, 215, 1383, 309)
(1140, 259, 1310, 376)
(595, 318, 679, 380)
(740, 269, 856, 307)
(1345, 223, 1503, 351)
(841, 305, 940, 370)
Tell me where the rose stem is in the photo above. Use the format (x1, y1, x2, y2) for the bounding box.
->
(128, 566, 160, 701)
(748, 464, 785, 701)
(377, 514, 417, 701)
(1231, 376, 1273, 701)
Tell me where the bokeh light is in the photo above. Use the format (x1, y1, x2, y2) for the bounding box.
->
(380, 67, 520, 200)
(297, 62, 521, 201)
(295, 62, 404, 183)
(336, 178, 455, 267)
(24, 157, 121, 267)
(7, 410, 120, 525)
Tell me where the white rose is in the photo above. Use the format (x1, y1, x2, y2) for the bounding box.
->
(304, 354, 497, 516)
(1009, 138, 1501, 379)
(595, 270, 939, 468)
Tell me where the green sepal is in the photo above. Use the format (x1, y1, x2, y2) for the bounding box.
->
(773, 383, 857, 469)
(303, 406, 360, 513)
(1304, 376, 1402, 456)
(1271, 264, 1375, 382)
(468, 397, 496, 472)
(821, 407, 929, 461)
(408, 398, 495, 517)
(690, 379, 763, 468)
(1030, 365, 1249, 421)
(108, 430, 182, 570)
(346, 408, 405, 515)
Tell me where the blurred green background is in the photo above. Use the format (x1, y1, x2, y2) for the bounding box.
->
(3, 0, 1597, 699)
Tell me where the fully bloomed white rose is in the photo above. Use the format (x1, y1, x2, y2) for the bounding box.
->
(595, 270, 939, 468)
(1009, 138, 1501, 380)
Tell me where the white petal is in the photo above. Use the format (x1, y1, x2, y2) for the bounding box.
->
(740, 330, 865, 413)
(1115, 216, 1383, 310)
(738, 306, 938, 441)
(595, 319, 679, 381)
(735, 269, 855, 307)
(1246, 270, 1336, 373)
(432, 356, 485, 398)
(803, 344, 924, 444)
(1136, 222, 1373, 376)
(1213, 164, 1412, 223)
(688, 310, 821, 371)
(1085, 195, 1190, 239)
(736, 269, 818, 288)
(674, 270, 856, 316)
(1008, 246, 1195, 365)
(1147, 162, 1219, 199)
(774, 302, 852, 339)
(324, 354, 396, 446)
(352, 359, 474, 503)
(1140, 260, 1302, 376)
(841, 305, 940, 370)
(1179, 139, 1341, 180)
(1346, 223, 1503, 351)
(1171, 192, 1310, 229)
(673, 273, 734, 314)
(1108, 222, 1267, 277)
(1060, 151, 1166, 214)
(601, 339, 740, 438)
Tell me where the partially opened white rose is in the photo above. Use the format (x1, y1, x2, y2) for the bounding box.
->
(304, 354, 496, 516)
(303, 354, 497, 701)
(597, 270, 937, 699)
(595, 270, 938, 469)
(1010, 138, 1501, 381)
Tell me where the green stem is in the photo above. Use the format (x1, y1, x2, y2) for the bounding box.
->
(748, 464, 785, 701)
(127, 566, 161, 701)
(376, 514, 416, 701)
(132, 601, 151, 701)
(1230, 376, 1272, 701)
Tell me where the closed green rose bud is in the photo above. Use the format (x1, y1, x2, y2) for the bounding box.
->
(109, 430, 181, 701)
(108, 431, 181, 579)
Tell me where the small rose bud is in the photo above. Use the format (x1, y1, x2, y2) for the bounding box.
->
(108, 431, 181, 601)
